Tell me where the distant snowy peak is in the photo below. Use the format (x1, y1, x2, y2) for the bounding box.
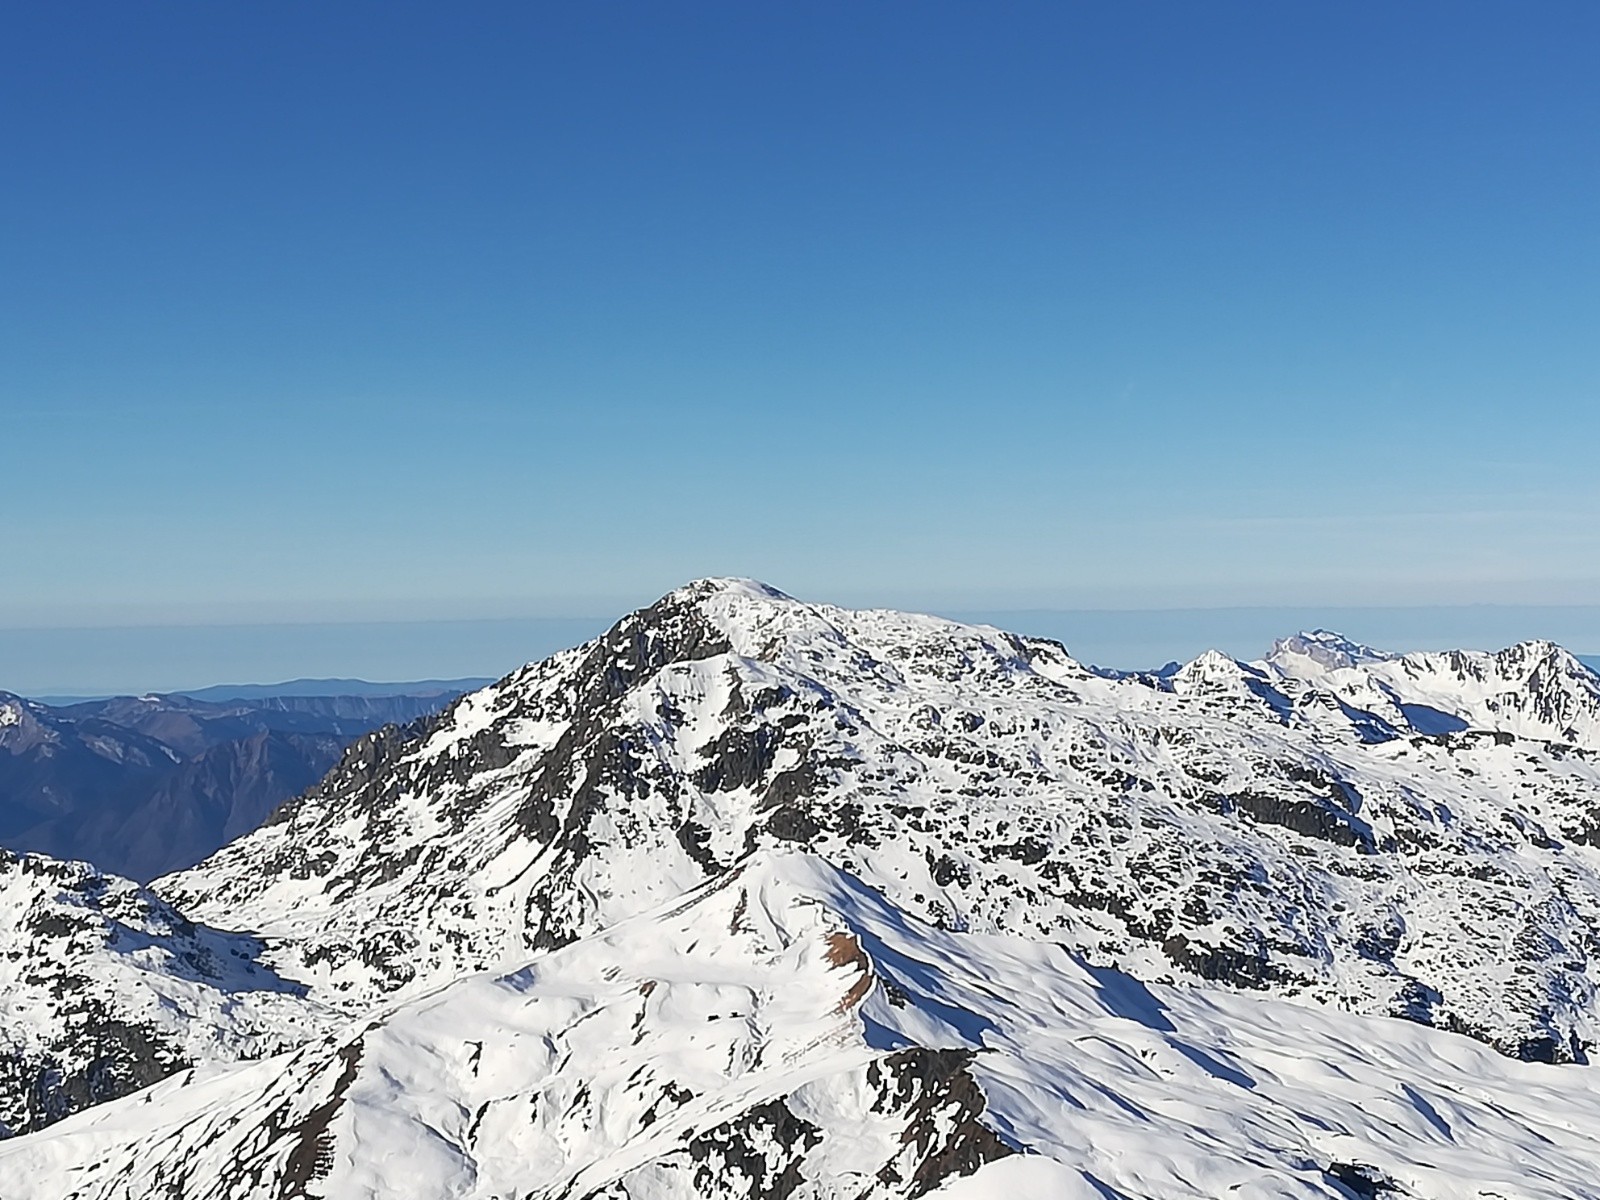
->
(1268, 629, 1396, 671)
(1266, 630, 1600, 747)
(1167, 648, 1273, 693)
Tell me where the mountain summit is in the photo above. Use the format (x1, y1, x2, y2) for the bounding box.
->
(7, 580, 1600, 1195)
(1268, 628, 1396, 671)
(160, 580, 1600, 1064)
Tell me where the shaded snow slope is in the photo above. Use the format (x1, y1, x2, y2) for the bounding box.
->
(7, 852, 1600, 1200)
(162, 580, 1600, 1063)
(0, 848, 333, 1137)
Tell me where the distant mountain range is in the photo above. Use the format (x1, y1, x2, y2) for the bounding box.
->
(36, 676, 493, 705)
(0, 683, 476, 880)
(7, 580, 1600, 1196)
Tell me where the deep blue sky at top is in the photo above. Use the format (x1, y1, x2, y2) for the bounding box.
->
(3, 4, 1597, 653)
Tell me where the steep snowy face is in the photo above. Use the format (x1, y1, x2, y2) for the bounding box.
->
(163, 580, 1600, 1063)
(1269, 634, 1600, 747)
(9, 853, 1600, 1200)
(0, 849, 332, 1138)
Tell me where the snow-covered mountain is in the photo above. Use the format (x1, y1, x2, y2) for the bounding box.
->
(1268, 631, 1600, 746)
(5, 852, 1600, 1199)
(0, 847, 330, 1138)
(9, 578, 1600, 1195)
(161, 580, 1600, 1064)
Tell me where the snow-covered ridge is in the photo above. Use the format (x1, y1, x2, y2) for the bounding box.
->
(8, 850, 1600, 1199)
(1267, 629, 1600, 746)
(0, 848, 332, 1138)
(160, 579, 1600, 1066)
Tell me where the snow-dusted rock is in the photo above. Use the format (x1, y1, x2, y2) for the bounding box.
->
(6, 852, 1600, 1199)
(160, 580, 1600, 1064)
(0, 848, 331, 1137)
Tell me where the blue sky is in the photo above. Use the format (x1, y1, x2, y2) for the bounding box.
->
(3, 3, 1597, 690)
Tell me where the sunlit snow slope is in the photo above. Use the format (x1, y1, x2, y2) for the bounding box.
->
(0, 848, 331, 1137)
(162, 580, 1600, 1064)
(6, 853, 1599, 1200)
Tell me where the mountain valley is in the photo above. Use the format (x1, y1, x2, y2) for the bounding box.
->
(0, 685, 476, 880)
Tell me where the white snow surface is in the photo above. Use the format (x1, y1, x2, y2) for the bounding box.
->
(4, 852, 1599, 1199)
(159, 580, 1600, 1063)
(1268, 633, 1600, 747)
(7, 581, 1600, 1193)
(0, 848, 333, 1137)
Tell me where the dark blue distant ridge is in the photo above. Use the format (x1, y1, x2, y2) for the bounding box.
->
(176, 678, 495, 702)
(35, 678, 496, 706)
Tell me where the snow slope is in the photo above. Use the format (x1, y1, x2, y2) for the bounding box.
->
(0, 848, 332, 1137)
(5, 852, 1599, 1200)
(1268, 633, 1600, 747)
(161, 580, 1600, 1064)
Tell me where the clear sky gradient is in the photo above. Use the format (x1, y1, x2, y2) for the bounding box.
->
(3, 3, 1596, 690)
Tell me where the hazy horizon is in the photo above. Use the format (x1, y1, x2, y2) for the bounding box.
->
(8, 599, 1600, 698)
(5, 3, 1596, 677)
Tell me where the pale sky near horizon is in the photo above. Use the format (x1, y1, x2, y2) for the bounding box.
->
(3, 3, 1596, 689)
(9, 603, 1600, 699)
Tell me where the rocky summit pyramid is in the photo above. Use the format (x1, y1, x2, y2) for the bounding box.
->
(5, 579, 1600, 1197)
(160, 579, 1600, 1060)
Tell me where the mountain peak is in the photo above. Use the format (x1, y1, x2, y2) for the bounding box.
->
(1268, 629, 1395, 671)
(158, 585, 1600, 1087)
(1167, 648, 1252, 691)
(1495, 637, 1585, 673)
(668, 576, 795, 603)
(15, 588, 1600, 1193)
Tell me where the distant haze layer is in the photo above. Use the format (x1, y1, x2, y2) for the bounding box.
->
(4, 605, 1599, 697)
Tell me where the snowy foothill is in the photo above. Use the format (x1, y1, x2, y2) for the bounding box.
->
(2, 853, 1599, 1198)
